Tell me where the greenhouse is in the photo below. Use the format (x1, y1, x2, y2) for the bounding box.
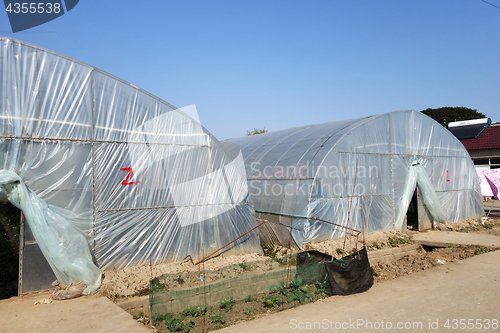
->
(0, 38, 260, 294)
(227, 110, 484, 247)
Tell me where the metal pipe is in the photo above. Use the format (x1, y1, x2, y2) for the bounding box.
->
(309, 217, 361, 236)
(194, 220, 266, 265)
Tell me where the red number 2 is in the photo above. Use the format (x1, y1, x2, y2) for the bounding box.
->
(120, 168, 140, 185)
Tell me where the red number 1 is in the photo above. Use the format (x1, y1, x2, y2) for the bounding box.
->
(120, 168, 140, 185)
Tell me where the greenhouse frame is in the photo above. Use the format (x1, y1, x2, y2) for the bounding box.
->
(227, 110, 483, 247)
(0, 38, 261, 294)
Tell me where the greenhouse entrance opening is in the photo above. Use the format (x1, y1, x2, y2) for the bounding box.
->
(406, 188, 419, 231)
(402, 163, 444, 232)
(18, 211, 57, 295)
(0, 201, 21, 299)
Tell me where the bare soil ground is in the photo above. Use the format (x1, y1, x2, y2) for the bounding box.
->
(139, 239, 499, 333)
(98, 230, 413, 299)
(99, 209, 500, 300)
(98, 204, 500, 332)
(373, 245, 497, 281)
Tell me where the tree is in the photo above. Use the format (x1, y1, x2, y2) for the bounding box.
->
(421, 107, 486, 128)
(246, 128, 268, 136)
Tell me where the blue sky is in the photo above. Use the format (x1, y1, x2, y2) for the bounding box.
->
(1, 0, 499, 140)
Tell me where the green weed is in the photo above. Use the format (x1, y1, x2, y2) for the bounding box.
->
(264, 296, 282, 308)
(210, 311, 226, 327)
(220, 297, 235, 312)
(270, 281, 288, 297)
(263, 240, 279, 259)
(243, 307, 255, 317)
(475, 247, 488, 254)
(314, 279, 329, 294)
(133, 312, 145, 320)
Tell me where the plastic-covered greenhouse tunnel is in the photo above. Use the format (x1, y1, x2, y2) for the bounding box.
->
(226, 110, 483, 247)
(0, 37, 261, 295)
(0, 37, 484, 298)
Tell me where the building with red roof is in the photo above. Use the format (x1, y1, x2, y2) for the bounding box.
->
(458, 123, 500, 170)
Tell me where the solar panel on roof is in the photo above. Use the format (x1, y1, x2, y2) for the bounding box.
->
(448, 123, 489, 139)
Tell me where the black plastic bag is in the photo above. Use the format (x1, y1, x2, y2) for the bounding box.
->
(324, 246, 373, 295)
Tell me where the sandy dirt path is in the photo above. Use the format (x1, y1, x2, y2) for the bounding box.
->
(0, 292, 151, 333)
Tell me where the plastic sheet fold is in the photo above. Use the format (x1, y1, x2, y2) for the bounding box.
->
(0, 170, 101, 294)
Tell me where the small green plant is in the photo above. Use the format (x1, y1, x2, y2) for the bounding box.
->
(162, 313, 192, 333)
(372, 242, 381, 250)
(151, 277, 168, 290)
(446, 245, 453, 248)
(152, 313, 165, 325)
(133, 311, 145, 320)
(286, 275, 312, 304)
(243, 307, 255, 317)
(175, 276, 185, 285)
(220, 297, 235, 312)
(270, 281, 289, 297)
(183, 317, 195, 332)
(380, 242, 385, 247)
(183, 306, 204, 318)
(239, 263, 249, 271)
(244, 295, 253, 302)
(483, 223, 493, 229)
(336, 248, 344, 255)
(277, 257, 288, 266)
(132, 286, 150, 297)
(289, 275, 304, 291)
(263, 240, 279, 258)
(351, 248, 357, 254)
(314, 279, 329, 294)
(210, 311, 226, 327)
(388, 237, 410, 247)
(475, 247, 488, 254)
(264, 296, 282, 308)
(371, 267, 379, 277)
(287, 289, 313, 304)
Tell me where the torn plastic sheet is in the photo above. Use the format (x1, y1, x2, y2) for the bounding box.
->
(0, 170, 101, 294)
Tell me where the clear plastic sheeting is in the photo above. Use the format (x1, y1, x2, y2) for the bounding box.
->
(0, 37, 261, 281)
(0, 170, 101, 294)
(227, 110, 483, 247)
(394, 162, 446, 231)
